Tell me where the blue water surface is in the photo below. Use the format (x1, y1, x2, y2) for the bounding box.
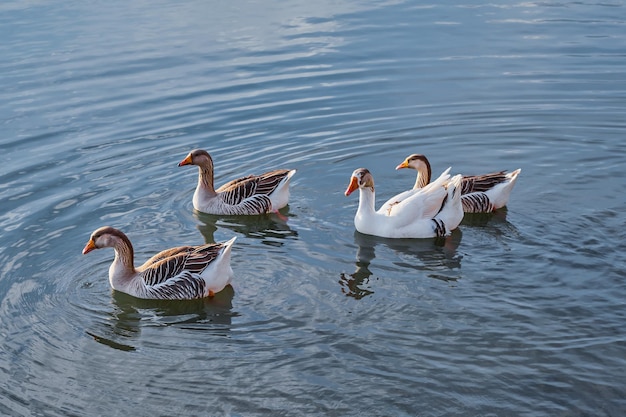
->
(0, 1, 625, 416)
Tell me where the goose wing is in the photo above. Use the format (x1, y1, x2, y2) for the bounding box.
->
(388, 185, 447, 224)
(143, 271, 209, 300)
(461, 171, 508, 194)
(138, 242, 226, 287)
(380, 167, 451, 215)
(216, 169, 291, 206)
(385, 168, 451, 223)
(461, 192, 494, 213)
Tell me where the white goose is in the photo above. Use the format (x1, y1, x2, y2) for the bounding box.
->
(82, 226, 236, 300)
(178, 149, 296, 215)
(394, 154, 521, 213)
(344, 168, 464, 238)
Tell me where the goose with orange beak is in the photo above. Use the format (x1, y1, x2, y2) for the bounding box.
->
(391, 153, 521, 213)
(345, 167, 464, 239)
(178, 149, 296, 216)
(82, 226, 236, 300)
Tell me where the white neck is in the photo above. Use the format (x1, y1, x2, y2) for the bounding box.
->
(356, 187, 377, 216)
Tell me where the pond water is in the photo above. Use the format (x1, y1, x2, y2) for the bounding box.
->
(1, 1, 625, 416)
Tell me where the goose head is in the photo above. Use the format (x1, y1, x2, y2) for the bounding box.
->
(396, 154, 432, 189)
(178, 149, 214, 169)
(395, 154, 431, 172)
(345, 168, 374, 196)
(82, 226, 129, 254)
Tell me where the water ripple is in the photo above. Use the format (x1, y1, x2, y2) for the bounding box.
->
(1, 0, 625, 415)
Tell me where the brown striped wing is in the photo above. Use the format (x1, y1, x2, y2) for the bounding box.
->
(216, 169, 291, 207)
(461, 192, 494, 213)
(138, 242, 225, 287)
(461, 171, 508, 194)
(144, 271, 209, 300)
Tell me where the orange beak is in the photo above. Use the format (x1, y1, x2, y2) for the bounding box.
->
(395, 160, 409, 170)
(344, 176, 359, 196)
(178, 154, 193, 167)
(82, 239, 96, 255)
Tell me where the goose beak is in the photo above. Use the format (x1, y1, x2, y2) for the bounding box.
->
(82, 239, 96, 255)
(395, 160, 409, 170)
(344, 176, 359, 196)
(178, 154, 193, 167)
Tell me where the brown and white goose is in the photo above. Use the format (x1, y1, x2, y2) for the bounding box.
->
(178, 149, 296, 216)
(392, 154, 521, 213)
(82, 226, 236, 300)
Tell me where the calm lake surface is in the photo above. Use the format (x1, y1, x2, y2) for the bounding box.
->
(1, 1, 625, 416)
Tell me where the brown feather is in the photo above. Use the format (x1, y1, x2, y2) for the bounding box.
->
(461, 171, 508, 194)
(138, 242, 225, 287)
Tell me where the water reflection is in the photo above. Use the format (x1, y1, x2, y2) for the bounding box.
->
(340, 229, 463, 298)
(194, 209, 298, 245)
(461, 207, 509, 227)
(339, 261, 374, 300)
(86, 286, 236, 351)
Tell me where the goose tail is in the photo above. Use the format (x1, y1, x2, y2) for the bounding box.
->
(485, 168, 521, 209)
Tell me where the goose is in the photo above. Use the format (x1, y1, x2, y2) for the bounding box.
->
(178, 149, 296, 216)
(394, 154, 521, 213)
(344, 168, 464, 238)
(82, 226, 236, 300)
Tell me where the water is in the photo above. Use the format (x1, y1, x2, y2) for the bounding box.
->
(1, 1, 625, 415)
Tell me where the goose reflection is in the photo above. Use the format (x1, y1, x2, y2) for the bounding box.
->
(194, 209, 297, 245)
(461, 207, 510, 227)
(86, 286, 236, 351)
(340, 229, 463, 299)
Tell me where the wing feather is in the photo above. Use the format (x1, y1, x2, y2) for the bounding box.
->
(461, 171, 508, 194)
(461, 192, 494, 213)
(145, 271, 208, 300)
(217, 175, 259, 205)
(252, 169, 292, 195)
(138, 242, 226, 287)
(216, 169, 291, 203)
(384, 168, 450, 224)
(213, 169, 291, 214)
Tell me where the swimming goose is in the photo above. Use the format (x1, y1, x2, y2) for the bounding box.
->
(178, 149, 296, 216)
(82, 226, 236, 300)
(344, 168, 464, 238)
(394, 154, 521, 213)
